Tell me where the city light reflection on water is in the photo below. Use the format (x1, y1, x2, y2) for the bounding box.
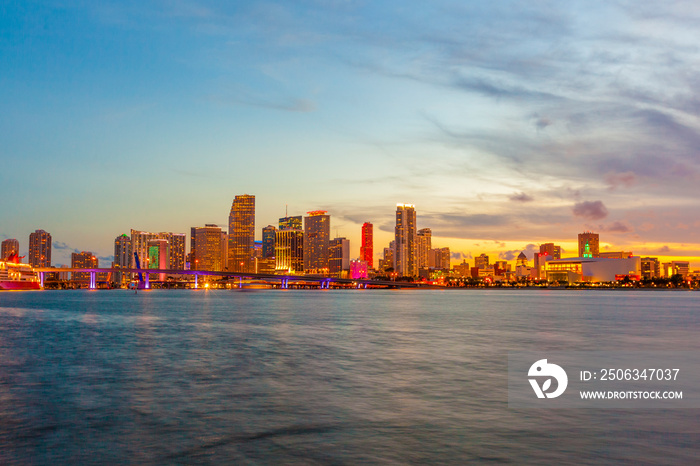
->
(0, 289, 697, 464)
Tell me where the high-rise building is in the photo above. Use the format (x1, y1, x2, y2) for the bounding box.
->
(1, 239, 19, 260)
(191, 225, 225, 271)
(539, 243, 561, 260)
(350, 259, 368, 279)
(672, 261, 690, 278)
(275, 229, 304, 274)
(29, 230, 51, 267)
(113, 234, 131, 286)
(228, 194, 255, 272)
(279, 215, 302, 231)
(71, 251, 97, 283)
(429, 247, 451, 269)
(361, 223, 373, 269)
(329, 237, 350, 275)
(262, 225, 277, 259)
(395, 204, 417, 277)
(130, 230, 185, 271)
(417, 228, 432, 270)
(641, 257, 660, 280)
(516, 252, 528, 267)
(379, 244, 395, 272)
(475, 253, 489, 269)
(148, 239, 170, 281)
(578, 232, 599, 258)
(304, 211, 330, 273)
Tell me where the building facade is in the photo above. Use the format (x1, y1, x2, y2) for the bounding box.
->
(395, 204, 417, 277)
(329, 237, 350, 275)
(1, 238, 19, 260)
(71, 251, 97, 284)
(361, 222, 373, 269)
(191, 225, 225, 271)
(113, 234, 131, 286)
(578, 232, 600, 258)
(29, 230, 51, 267)
(228, 194, 256, 272)
(539, 243, 561, 260)
(304, 211, 330, 273)
(275, 229, 304, 274)
(417, 228, 432, 270)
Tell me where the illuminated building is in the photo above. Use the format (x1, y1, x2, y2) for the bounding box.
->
(147, 239, 169, 281)
(71, 251, 97, 284)
(262, 225, 276, 259)
(1, 239, 19, 260)
(539, 243, 561, 260)
(578, 232, 599, 258)
(454, 260, 470, 277)
(29, 229, 51, 267)
(546, 256, 641, 283)
(279, 215, 302, 231)
(329, 237, 350, 275)
(350, 259, 368, 279)
(672, 261, 689, 278)
(417, 228, 432, 269)
(429, 247, 450, 269)
(228, 194, 255, 273)
(275, 229, 304, 274)
(304, 211, 330, 273)
(641, 257, 660, 279)
(379, 243, 394, 272)
(516, 252, 528, 267)
(475, 253, 489, 270)
(113, 234, 131, 286)
(361, 223, 373, 268)
(395, 204, 417, 277)
(191, 225, 225, 271)
(130, 230, 185, 271)
(533, 252, 551, 279)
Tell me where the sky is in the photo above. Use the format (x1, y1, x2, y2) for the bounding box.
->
(3, 0, 700, 267)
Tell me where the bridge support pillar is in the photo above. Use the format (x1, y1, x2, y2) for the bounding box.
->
(89, 271, 96, 290)
(39, 272, 45, 288)
(194, 274, 198, 289)
(144, 273, 150, 289)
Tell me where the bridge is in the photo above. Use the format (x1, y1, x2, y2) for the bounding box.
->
(33, 267, 436, 290)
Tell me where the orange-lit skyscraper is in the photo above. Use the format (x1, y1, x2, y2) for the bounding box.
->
(578, 232, 599, 258)
(395, 204, 417, 277)
(1, 239, 19, 260)
(71, 251, 97, 283)
(29, 230, 51, 267)
(539, 243, 561, 260)
(228, 194, 255, 273)
(191, 224, 225, 271)
(304, 211, 330, 273)
(114, 234, 131, 286)
(361, 222, 373, 268)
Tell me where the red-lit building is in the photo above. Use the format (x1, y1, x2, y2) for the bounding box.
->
(361, 222, 373, 269)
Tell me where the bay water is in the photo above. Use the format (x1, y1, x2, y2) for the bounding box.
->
(0, 289, 698, 464)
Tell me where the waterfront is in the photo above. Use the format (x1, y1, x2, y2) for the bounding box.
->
(0, 289, 698, 464)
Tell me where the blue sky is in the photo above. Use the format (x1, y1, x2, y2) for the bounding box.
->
(3, 1, 700, 266)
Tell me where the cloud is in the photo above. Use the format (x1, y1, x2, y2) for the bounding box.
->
(602, 221, 632, 233)
(216, 95, 317, 113)
(604, 171, 636, 190)
(572, 200, 608, 220)
(509, 192, 534, 202)
(451, 251, 472, 260)
(499, 243, 538, 261)
(53, 241, 80, 253)
(97, 255, 114, 264)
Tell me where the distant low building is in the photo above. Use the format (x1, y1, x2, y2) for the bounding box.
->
(546, 256, 641, 283)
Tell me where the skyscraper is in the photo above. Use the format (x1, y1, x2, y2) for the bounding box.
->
(71, 251, 97, 284)
(279, 215, 302, 231)
(540, 243, 562, 260)
(130, 230, 185, 270)
(304, 211, 330, 273)
(417, 228, 432, 269)
(361, 223, 373, 269)
(262, 225, 276, 259)
(28, 230, 51, 267)
(578, 232, 599, 258)
(113, 234, 131, 286)
(329, 237, 350, 275)
(395, 204, 417, 277)
(275, 229, 304, 273)
(191, 225, 225, 271)
(147, 239, 169, 281)
(1, 239, 19, 260)
(228, 194, 255, 273)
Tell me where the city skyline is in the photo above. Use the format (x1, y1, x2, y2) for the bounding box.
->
(3, 3, 700, 267)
